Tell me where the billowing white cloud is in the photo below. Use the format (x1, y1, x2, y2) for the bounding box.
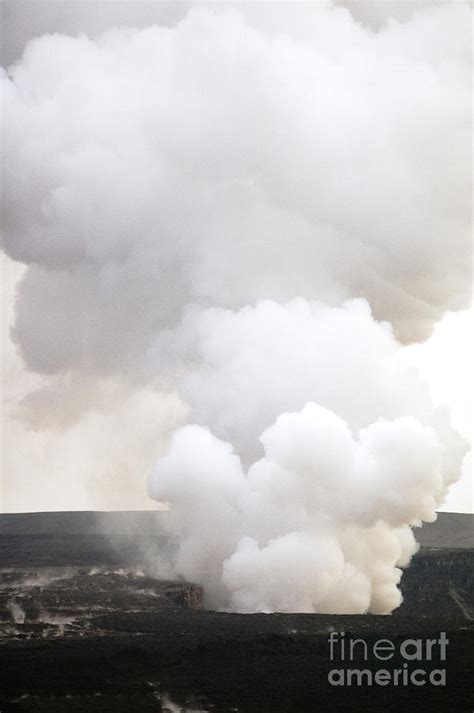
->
(2, 3, 471, 382)
(148, 300, 466, 611)
(149, 401, 453, 612)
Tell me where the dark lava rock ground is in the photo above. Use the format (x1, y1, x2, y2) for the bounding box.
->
(0, 511, 472, 712)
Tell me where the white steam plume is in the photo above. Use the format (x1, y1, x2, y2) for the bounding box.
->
(148, 300, 466, 612)
(3, 3, 471, 377)
(1, 2, 471, 608)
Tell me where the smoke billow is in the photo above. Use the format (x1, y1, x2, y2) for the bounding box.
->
(1, 2, 471, 610)
(148, 299, 466, 611)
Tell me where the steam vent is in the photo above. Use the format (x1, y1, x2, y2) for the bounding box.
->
(0, 511, 473, 712)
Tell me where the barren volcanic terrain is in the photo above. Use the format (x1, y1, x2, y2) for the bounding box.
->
(0, 512, 472, 712)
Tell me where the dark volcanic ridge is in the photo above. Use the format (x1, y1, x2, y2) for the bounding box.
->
(1, 509, 472, 545)
(0, 511, 473, 712)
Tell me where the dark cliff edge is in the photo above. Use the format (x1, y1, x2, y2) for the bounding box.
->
(0, 511, 473, 712)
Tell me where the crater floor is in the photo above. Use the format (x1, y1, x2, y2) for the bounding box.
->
(0, 511, 472, 712)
